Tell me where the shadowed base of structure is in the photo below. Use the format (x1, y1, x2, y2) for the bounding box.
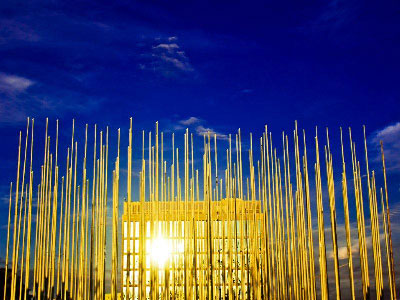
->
(0, 268, 32, 300)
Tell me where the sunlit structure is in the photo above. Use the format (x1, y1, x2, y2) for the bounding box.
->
(121, 199, 262, 299)
(1, 117, 397, 300)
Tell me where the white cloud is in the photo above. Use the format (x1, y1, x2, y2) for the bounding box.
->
(179, 117, 201, 126)
(0, 72, 34, 94)
(371, 122, 400, 171)
(153, 43, 179, 52)
(195, 125, 229, 141)
(387, 201, 400, 219)
(337, 246, 349, 260)
(372, 122, 400, 144)
(172, 117, 228, 140)
(173, 124, 185, 131)
(144, 37, 194, 75)
(159, 54, 193, 72)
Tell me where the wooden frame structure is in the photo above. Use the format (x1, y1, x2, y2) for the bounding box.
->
(121, 199, 263, 299)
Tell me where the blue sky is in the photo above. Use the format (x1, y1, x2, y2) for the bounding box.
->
(0, 0, 399, 130)
(0, 0, 400, 295)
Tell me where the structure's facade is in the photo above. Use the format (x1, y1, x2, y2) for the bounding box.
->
(121, 199, 262, 299)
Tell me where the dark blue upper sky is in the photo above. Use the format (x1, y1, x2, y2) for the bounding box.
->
(0, 0, 400, 271)
(1, 0, 399, 130)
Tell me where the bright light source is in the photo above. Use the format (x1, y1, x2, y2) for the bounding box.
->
(176, 240, 185, 253)
(149, 236, 172, 268)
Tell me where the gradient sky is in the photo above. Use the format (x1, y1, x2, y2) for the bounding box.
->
(0, 0, 400, 296)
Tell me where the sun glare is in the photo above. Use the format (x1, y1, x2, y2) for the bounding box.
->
(150, 236, 172, 268)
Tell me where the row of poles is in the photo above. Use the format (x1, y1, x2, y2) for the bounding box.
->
(2, 117, 398, 299)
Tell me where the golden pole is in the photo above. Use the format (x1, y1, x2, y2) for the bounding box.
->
(24, 118, 34, 300)
(282, 134, 292, 300)
(84, 178, 90, 300)
(111, 128, 120, 300)
(234, 134, 241, 300)
(73, 185, 81, 299)
(302, 130, 316, 300)
(314, 130, 329, 300)
(48, 121, 59, 299)
(349, 128, 370, 299)
(325, 128, 341, 300)
(89, 124, 97, 299)
(77, 124, 88, 300)
(363, 126, 383, 299)
(380, 188, 394, 300)
(18, 184, 28, 300)
(33, 179, 41, 299)
(103, 127, 109, 300)
(3, 118, 400, 300)
(140, 130, 146, 300)
(11, 118, 30, 300)
(62, 149, 71, 300)
(41, 139, 51, 298)
(380, 142, 396, 299)
(70, 140, 78, 299)
(340, 128, 355, 300)
(3, 182, 13, 300)
(56, 176, 65, 297)
(126, 119, 132, 300)
(64, 119, 75, 299)
(38, 129, 49, 299)
(60, 148, 69, 299)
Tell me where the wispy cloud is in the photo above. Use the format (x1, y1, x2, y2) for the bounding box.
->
(0, 87, 103, 126)
(0, 72, 36, 124)
(195, 125, 229, 141)
(0, 72, 34, 95)
(153, 43, 179, 52)
(140, 36, 194, 76)
(370, 122, 400, 171)
(0, 19, 40, 44)
(166, 116, 229, 141)
(179, 116, 201, 126)
(298, 0, 359, 38)
(174, 116, 228, 140)
(158, 54, 193, 72)
(388, 201, 400, 218)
